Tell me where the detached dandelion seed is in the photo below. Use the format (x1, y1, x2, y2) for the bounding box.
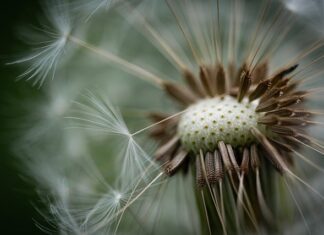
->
(9, 1, 73, 87)
(12, 0, 324, 235)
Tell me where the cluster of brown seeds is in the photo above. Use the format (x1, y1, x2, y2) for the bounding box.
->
(148, 61, 316, 229)
(151, 62, 307, 176)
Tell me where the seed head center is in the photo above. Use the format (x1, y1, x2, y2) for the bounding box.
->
(178, 96, 263, 152)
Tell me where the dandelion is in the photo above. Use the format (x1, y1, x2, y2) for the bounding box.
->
(12, 0, 324, 235)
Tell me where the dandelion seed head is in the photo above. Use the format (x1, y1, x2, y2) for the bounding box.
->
(178, 96, 265, 152)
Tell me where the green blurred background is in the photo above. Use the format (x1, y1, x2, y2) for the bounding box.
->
(0, 0, 46, 234)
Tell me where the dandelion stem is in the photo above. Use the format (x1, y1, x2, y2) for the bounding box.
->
(68, 35, 164, 87)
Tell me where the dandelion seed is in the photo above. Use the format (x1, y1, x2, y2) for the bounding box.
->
(83, 190, 125, 233)
(9, 1, 73, 87)
(68, 91, 155, 186)
(68, 91, 130, 136)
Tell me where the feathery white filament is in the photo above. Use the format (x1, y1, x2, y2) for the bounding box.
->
(69, 92, 130, 136)
(83, 190, 125, 233)
(10, 1, 71, 87)
(68, 92, 153, 185)
(73, 0, 117, 20)
(119, 136, 155, 187)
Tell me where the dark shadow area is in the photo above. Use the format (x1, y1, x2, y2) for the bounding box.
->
(0, 1, 46, 234)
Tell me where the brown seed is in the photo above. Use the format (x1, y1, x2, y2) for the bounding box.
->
(164, 149, 188, 176)
(237, 71, 252, 102)
(251, 128, 287, 174)
(226, 144, 240, 173)
(291, 110, 313, 118)
(163, 81, 197, 105)
(196, 154, 206, 188)
(270, 139, 293, 153)
(214, 150, 224, 180)
(278, 96, 302, 108)
(256, 98, 278, 112)
(235, 63, 248, 86)
(150, 125, 171, 139)
(241, 147, 250, 174)
(265, 108, 293, 117)
(249, 79, 270, 101)
(148, 112, 170, 122)
(252, 62, 268, 83)
(155, 136, 180, 161)
(277, 117, 307, 126)
(258, 115, 278, 125)
(182, 69, 205, 97)
(205, 152, 217, 184)
(199, 65, 214, 97)
(207, 65, 217, 90)
(281, 81, 299, 94)
(275, 77, 291, 88)
(215, 64, 227, 95)
(150, 119, 177, 139)
(270, 126, 297, 136)
(250, 144, 260, 170)
(218, 141, 234, 172)
(260, 87, 281, 102)
(269, 64, 298, 87)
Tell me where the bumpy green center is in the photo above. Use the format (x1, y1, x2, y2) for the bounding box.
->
(178, 96, 263, 152)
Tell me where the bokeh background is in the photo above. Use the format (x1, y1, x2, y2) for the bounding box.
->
(0, 0, 45, 234)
